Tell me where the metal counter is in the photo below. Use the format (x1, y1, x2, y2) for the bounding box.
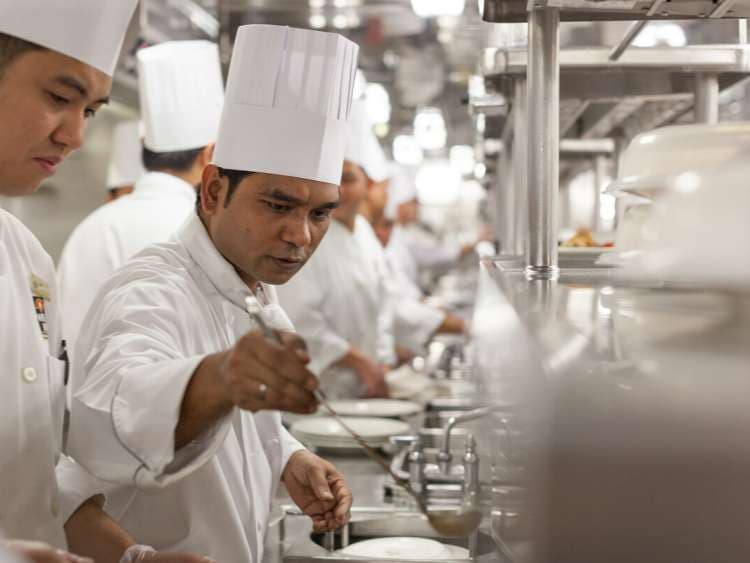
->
(471, 258, 750, 562)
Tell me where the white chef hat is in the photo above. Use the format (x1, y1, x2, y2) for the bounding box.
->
(345, 99, 389, 183)
(384, 162, 418, 220)
(106, 120, 145, 189)
(0, 1, 138, 76)
(213, 25, 359, 185)
(138, 41, 225, 153)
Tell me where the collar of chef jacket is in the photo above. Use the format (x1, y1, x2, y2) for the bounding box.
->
(174, 212, 289, 323)
(133, 171, 197, 200)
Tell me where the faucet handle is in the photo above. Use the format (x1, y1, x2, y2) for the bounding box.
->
(389, 435, 420, 448)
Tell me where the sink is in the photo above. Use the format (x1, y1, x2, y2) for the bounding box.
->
(271, 506, 502, 562)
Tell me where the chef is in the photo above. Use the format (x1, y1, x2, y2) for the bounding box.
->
(372, 165, 466, 355)
(389, 174, 484, 282)
(0, 2, 207, 562)
(67, 24, 358, 562)
(105, 120, 145, 202)
(58, 40, 224, 351)
(277, 98, 396, 399)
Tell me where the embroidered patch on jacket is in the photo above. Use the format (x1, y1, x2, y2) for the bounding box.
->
(29, 273, 50, 339)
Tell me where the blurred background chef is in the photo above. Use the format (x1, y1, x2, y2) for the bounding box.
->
(373, 163, 466, 357)
(277, 96, 396, 400)
(104, 119, 144, 202)
(57, 40, 224, 350)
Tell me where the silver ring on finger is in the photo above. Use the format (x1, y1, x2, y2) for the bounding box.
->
(257, 383, 268, 401)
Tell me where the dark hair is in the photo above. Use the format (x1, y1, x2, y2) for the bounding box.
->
(0, 33, 46, 79)
(195, 167, 254, 211)
(142, 146, 204, 173)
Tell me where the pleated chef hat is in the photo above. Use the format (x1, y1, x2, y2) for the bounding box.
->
(0, 0, 138, 76)
(138, 41, 224, 152)
(344, 99, 389, 183)
(213, 25, 359, 185)
(384, 162, 417, 220)
(107, 120, 146, 189)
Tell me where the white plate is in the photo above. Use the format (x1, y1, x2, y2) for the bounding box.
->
(290, 416, 410, 442)
(325, 399, 422, 418)
(339, 537, 448, 560)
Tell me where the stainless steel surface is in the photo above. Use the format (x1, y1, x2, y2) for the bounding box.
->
(483, 0, 750, 22)
(471, 259, 750, 562)
(694, 72, 720, 122)
(526, 8, 560, 276)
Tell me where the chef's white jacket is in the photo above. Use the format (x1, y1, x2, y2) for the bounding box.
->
(276, 216, 395, 399)
(67, 212, 304, 562)
(58, 172, 196, 348)
(385, 254, 445, 355)
(0, 209, 109, 547)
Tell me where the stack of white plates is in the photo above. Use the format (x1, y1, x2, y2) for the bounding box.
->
(338, 537, 470, 560)
(324, 399, 422, 418)
(290, 416, 410, 451)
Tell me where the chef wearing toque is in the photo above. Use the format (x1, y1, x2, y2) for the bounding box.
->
(68, 25, 359, 562)
(58, 40, 224, 352)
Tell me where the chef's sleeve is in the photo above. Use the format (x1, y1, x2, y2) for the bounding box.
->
(393, 298, 446, 354)
(67, 281, 231, 492)
(56, 455, 109, 524)
(276, 271, 351, 376)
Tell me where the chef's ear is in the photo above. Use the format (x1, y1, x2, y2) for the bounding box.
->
(199, 164, 224, 215)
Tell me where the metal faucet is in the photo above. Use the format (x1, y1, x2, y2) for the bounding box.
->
(437, 404, 511, 474)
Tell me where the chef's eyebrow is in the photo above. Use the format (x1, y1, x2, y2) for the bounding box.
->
(262, 187, 339, 210)
(263, 188, 305, 206)
(53, 75, 110, 105)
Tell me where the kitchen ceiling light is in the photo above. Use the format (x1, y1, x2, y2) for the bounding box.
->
(393, 135, 424, 166)
(411, 0, 465, 17)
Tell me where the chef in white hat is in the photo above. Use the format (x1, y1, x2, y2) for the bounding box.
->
(0, 3, 208, 563)
(373, 164, 466, 355)
(67, 25, 358, 561)
(105, 119, 145, 202)
(57, 40, 224, 353)
(277, 98, 396, 399)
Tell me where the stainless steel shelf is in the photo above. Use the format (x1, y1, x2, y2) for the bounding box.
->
(481, 45, 750, 139)
(483, 0, 750, 23)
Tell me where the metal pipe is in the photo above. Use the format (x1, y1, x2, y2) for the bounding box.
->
(592, 155, 607, 231)
(613, 135, 628, 229)
(608, 20, 648, 62)
(526, 7, 560, 277)
(694, 73, 720, 124)
(497, 146, 515, 253)
(512, 78, 528, 257)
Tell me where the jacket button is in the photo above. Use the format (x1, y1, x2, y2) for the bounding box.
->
(21, 367, 37, 383)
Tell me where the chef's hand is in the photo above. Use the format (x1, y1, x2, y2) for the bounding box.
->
(282, 450, 353, 532)
(220, 329, 319, 415)
(355, 358, 389, 398)
(4, 540, 92, 563)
